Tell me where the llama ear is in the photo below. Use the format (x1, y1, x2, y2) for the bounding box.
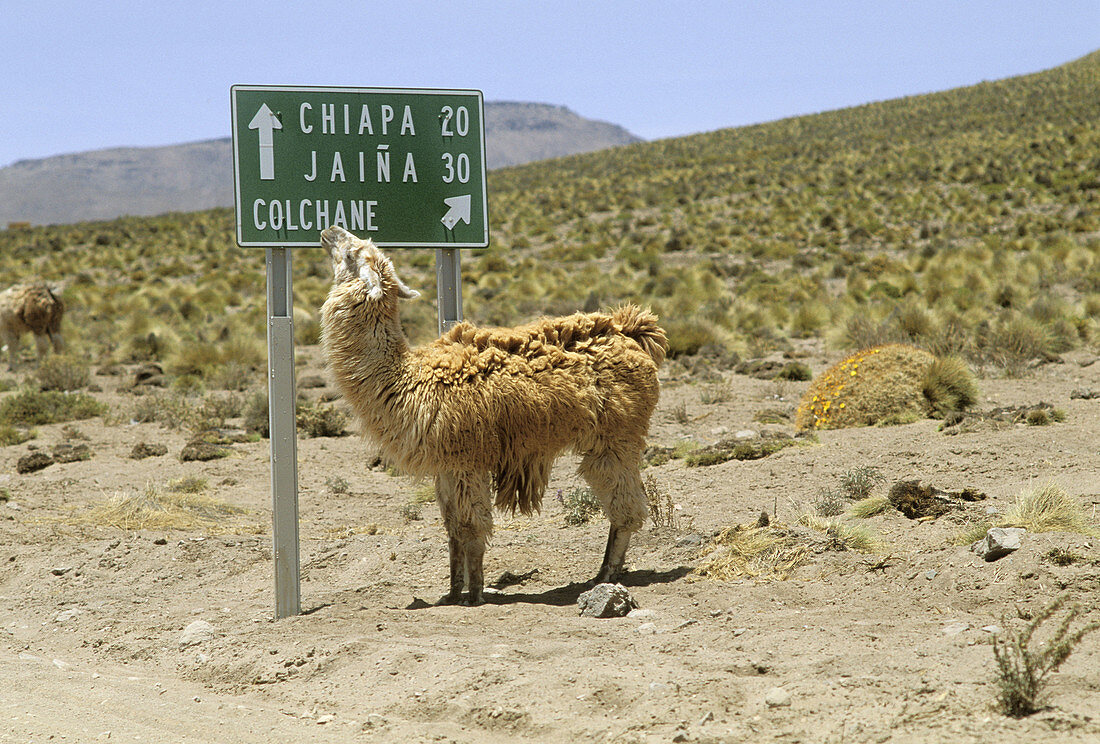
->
(395, 276, 420, 300)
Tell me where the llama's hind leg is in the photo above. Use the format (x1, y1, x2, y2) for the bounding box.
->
(435, 471, 492, 605)
(579, 449, 648, 584)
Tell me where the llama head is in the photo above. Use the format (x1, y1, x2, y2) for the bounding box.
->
(320, 226, 420, 302)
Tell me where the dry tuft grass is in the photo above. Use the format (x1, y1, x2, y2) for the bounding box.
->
(798, 513, 882, 552)
(692, 524, 810, 582)
(848, 495, 892, 518)
(1001, 482, 1097, 536)
(75, 485, 249, 532)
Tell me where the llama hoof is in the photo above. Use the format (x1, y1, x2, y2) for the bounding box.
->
(435, 592, 464, 606)
(592, 569, 623, 585)
(463, 591, 485, 607)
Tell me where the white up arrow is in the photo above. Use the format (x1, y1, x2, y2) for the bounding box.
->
(248, 103, 282, 181)
(441, 195, 472, 230)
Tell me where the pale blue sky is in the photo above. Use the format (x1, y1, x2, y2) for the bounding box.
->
(3, 1, 1097, 167)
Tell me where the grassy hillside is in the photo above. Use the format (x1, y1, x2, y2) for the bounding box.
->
(1, 51, 1097, 388)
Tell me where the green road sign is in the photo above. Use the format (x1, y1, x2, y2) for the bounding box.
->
(231, 86, 488, 247)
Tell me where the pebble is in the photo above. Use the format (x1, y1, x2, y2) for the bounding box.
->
(942, 622, 969, 636)
(972, 527, 1025, 562)
(764, 686, 792, 707)
(577, 583, 637, 618)
(54, 609, 81, 623)
(179, 620, 216, 648)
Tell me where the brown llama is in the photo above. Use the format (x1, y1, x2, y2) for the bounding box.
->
(319, 226, 667, 605)
(0, 282, 64, 367)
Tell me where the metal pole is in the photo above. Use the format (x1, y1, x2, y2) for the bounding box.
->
(266, 246, 301, 619)
(436, 247, 463, 334)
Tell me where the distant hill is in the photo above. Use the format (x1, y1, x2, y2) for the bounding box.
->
(0, 102, 640, 227)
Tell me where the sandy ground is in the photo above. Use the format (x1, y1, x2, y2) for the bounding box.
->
(1, 342, 1098, 743)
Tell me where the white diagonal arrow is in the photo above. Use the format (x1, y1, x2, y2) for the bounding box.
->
(248, 103, 282, 181)
(441, 194, 472, 230)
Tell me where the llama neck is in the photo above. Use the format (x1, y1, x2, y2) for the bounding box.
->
(321, 288, 414, 429)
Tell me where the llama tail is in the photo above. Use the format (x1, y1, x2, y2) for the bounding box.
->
(613, 305, 668, 366)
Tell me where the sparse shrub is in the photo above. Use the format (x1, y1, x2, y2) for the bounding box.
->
(699, 384, 730, 405)
(840, 466, 887, 499)
(813, 488, 847, 517)
(209, 360, 254, 391)
(991, 593, 1100, 717)
(663, 318, 721, 358)
(400, 501, 423, 522)
(167, 476, 208, 494)
(243, 391, 269, 436)
(296, 399, 348, 438)
(1042, 548, 1084, 566)
(775, 362, 812, 381)
(0, 389, 107, 426)
(326, 476, 350, 495)
(981, 314, 1052, 375)
(35, 355, 91, 391)
(0, 425, 35, 446)
(559, 487, 602, 526)
(644, 474, 690, 533)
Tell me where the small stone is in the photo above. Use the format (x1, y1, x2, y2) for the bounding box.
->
(981, 625, 1002, 634)
(637, 622, 658, 635)
(972, 527, 1025, 561)
(764, 686, 792, 707)
(675, 534, 704, 548)
(179, 620, 216, 648)
(577, 583, 637, 618)
(734, 429, 759, 440)
(924, 570, 937, 580)
(51, 566, 73, 576)
(942, 622, 969, 636)
(627, 608, 658, 621)
(54, 609, 81, 623)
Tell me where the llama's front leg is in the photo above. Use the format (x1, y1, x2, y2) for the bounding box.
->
(595, 525, 633, 583)
(435, 471, 492, 605)
(581, 450, 649, 584)
(445, 534, 465, 604)
(34, 334, 51, 363)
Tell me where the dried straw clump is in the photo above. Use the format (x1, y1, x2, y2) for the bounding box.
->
(795, 343, 977, 431)
(1002, 482, 1097, 536)
(691, 524, 810, 582)
(77, 486, 249, 532)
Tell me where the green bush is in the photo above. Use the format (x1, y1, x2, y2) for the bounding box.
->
(0, 390, 107, 426)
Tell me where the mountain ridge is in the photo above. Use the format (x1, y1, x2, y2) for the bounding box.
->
(0, 102, 640, 227)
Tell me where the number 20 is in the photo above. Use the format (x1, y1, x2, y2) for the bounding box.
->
(440, 106, 470, 137)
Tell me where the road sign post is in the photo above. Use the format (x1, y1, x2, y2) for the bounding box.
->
(232, 85, 488, 618)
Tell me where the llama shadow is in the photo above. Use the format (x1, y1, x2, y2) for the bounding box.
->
(404, 566, 692, 610)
